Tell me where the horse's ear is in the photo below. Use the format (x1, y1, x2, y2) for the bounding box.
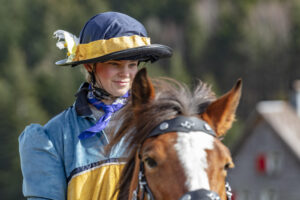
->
(202, 79, 242, 137)
(131, 68, 155, 108)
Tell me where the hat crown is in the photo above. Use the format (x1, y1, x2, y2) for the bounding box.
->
(79, 12, 148, 44)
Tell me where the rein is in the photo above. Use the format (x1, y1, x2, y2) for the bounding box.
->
(132, 116, 233, 200)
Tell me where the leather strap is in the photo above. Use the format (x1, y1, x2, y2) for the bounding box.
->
(148, 116, 216, 139)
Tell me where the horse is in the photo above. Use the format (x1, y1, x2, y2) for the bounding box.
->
(108, 68, 242, 200)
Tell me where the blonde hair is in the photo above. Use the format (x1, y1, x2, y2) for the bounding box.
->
(81, 63, 94, 83)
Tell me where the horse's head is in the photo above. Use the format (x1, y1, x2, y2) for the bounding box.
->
(111, 68, 242, 200)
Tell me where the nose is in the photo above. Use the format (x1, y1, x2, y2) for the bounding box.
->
(118, 63, 131, 77)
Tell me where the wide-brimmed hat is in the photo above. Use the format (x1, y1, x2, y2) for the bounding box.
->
(54, 12, 173, 66)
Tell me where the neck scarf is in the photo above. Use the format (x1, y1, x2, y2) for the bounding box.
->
(78, 85, 129, 140)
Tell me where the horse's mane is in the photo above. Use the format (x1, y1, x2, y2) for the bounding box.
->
(107, 77, 216, 200)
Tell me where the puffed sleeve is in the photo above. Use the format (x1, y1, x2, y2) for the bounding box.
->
(19, 124, 67, 200)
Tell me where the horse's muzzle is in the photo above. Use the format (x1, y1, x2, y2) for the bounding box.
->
(179, 189, 221, 200)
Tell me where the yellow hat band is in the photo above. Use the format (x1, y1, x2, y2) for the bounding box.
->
(73, 35, 151, 62)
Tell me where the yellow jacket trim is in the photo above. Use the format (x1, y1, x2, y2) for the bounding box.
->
(73, 35, 151, 62)
(67, 163, 125, 200)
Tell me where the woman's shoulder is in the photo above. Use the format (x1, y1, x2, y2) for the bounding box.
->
(19, 123, 46, 143)
(19, 106, 77, 143)
(18, 106, 81, 160)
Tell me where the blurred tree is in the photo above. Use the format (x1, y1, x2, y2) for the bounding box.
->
(0, 47, 49, 199)
(110, 0, 195, 22)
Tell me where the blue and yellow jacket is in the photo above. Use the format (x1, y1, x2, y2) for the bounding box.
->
(19, 83, 127, 200)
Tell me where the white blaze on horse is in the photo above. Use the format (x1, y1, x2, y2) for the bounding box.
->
(108, 68, 242, 200)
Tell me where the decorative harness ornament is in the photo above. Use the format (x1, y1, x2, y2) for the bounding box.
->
(133, 116, 233, 200)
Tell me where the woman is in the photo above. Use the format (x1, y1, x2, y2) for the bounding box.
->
(19, 11, 172, 200)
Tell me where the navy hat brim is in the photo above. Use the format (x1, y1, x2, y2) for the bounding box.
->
(55, 44, 172, 66)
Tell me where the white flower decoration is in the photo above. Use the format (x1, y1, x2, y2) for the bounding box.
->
(53, 30, 79, 62)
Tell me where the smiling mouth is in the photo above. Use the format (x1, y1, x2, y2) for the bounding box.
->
(114, 81, 130, 86)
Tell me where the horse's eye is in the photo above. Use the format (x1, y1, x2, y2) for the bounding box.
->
(144, 157, 157, 168)
(224, 163, 232, 170)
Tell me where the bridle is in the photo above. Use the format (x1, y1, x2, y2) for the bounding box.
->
(132, 116, 233, 200)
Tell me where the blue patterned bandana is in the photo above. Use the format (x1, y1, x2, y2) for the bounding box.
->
(78, 85, 129, 140)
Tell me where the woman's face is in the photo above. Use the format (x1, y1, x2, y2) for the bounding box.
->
(85, 60, 139, 97)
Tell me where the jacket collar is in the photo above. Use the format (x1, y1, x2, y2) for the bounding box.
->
(75, 82, 93, 117)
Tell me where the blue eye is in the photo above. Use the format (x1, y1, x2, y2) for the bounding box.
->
(129, 62, 138, 68)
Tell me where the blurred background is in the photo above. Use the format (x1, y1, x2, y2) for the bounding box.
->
(1, 0, 299, 199)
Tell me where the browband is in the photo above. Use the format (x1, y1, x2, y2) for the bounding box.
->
(148, 116, 216, 139)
